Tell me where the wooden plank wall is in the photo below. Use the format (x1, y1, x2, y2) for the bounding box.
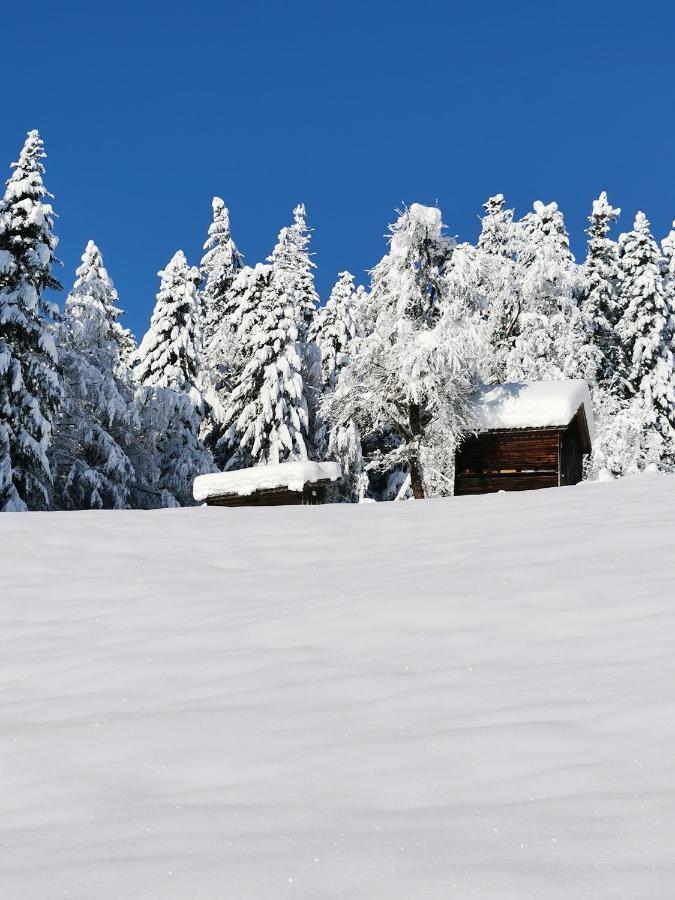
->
(204, 482, 329, 508)
(454, 429, 561, 496)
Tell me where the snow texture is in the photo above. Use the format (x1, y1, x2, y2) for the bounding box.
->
(193, 460, 342, 500)
(474, 379, 595, 442)
(0, 475, 674, 898)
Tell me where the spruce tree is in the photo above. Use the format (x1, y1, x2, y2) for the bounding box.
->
(0, 130, 62, 511)
(616, 212, 675, 464)
(201, 197, 244, 352)
(308, 270, 360, 391)
(135, 251, 213, 503)
(49, 242, 137, 509)
(206, 263, 272, 468)
(579, 192, 623, 387)
(219, 267, 311, 469)
(135, 251, 203, 396)
(199, 198, 244, 446)
(267, 203, 318, 333)
(506, 200, 593, 382)
(477, 194, 521, 380)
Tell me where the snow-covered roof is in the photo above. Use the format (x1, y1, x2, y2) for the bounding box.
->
(473, 380, 595, 445)
(193, 461, 343, 502)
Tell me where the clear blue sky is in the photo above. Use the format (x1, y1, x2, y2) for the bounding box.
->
(2, 0, 674, 339)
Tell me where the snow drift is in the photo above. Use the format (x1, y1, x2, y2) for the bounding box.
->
(1, 475, 675, 898)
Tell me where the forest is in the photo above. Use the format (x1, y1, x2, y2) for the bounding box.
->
(1, 129, 673, 512)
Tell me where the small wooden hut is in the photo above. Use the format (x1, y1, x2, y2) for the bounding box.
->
(193, 461, 342, 508)
(454, 380, 594, 496)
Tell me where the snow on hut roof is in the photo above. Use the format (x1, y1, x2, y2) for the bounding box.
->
(473, 380, 595, 444)
(193, 461, 342, 503)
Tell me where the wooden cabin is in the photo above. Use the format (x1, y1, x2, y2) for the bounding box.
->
(193, 461, 342, 508)
(454, 380, 594, 496)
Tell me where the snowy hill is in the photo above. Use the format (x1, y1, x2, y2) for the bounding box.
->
(2, 476, 675, 899)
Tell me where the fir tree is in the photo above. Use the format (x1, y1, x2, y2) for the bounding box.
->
(615, 212, 675, 464)
(199, 198, 244, 447)
(49, 242, 137, 509)
(477, 194, 522, 379)
(219, 268, 311, 469)
(201, 197, 244, 352)
(202, 263, 271, 464)
(135, 251, 213, 503)
(308, 270, 360, 391)
(0, 130, 62, 511)
(506, 200, 591, 382)
(579, 192, 623, 387)
(267, 203, 318, 333)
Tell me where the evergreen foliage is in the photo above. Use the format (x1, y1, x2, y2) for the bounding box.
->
(135, 251, 213, 504)
(0, 130, 62, 511)
(580, 192, 623, 388)
(616, 212, 675, 464)
(49, 242, 137, 509)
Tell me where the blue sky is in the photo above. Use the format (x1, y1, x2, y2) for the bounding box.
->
(2, 0, 674, 338)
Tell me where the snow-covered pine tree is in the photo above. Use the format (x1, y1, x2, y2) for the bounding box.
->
(322, 204, 484, 499)
(219, 271, 311, 469)
(199, 198, 244, 450)
(476, 194, 522, 380)
(307, 271, 364, 494)
(135, 251, 203, 397)
(204, 263, 272, 468)
(268, 203, 318, 334)
(308, 270, 360, 391)
(579, 192, 623, 388)
(134, 251, 213, 504)
(615, 212, 675, 466)
(505, 200, 595, 382)
(200, 197, 244, 351)
(0, 130, 62, 511)
(49, 241, 137, 509)
(660, 220, 675, 365)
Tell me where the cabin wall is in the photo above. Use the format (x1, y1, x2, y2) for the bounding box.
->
(559, 420, 584, 486)
(204, 483, 328, 508)
(454, 429, 561, 496)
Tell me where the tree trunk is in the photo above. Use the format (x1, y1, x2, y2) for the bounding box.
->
(408, 403, 425, 500)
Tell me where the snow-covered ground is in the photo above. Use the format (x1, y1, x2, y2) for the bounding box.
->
(2, 475, 675, 899)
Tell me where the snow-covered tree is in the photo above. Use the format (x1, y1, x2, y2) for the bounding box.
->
(307, 271, 363, 491)
(199, 198, 244, 448)
(579, 192, 623, 387)
(308, 270, 360, 391)
(477, 194, 522, 379)
(0, 130, 62, 511)
(217, 208, 320, 470)
(505, 200, 591, 382)
(202, 263, 271, 464)
(49, 242, 137, 509)
(615, 212, 675, 465)
(134, 251, 213, 503)
(268, 203, 318, 334)
(135, 251, 203, 399)
(323, 204, 484, 499)
(201, 197, 244, 352)
(219, 274, 311, 469)
(586, 390, 664, 479)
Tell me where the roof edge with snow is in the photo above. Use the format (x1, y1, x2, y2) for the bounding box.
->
(194, 461, 343, 502)
(472, 380, 595, 447)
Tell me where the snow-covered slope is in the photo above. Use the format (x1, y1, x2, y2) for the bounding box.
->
(1, 476, 675, 899)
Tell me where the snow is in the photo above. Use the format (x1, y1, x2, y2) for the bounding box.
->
(2, 474, 675, 898)
(474, 379, 595, 442)
(193, 460, 342, 500)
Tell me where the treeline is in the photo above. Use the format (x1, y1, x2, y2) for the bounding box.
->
(0, 130, 673, 512)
